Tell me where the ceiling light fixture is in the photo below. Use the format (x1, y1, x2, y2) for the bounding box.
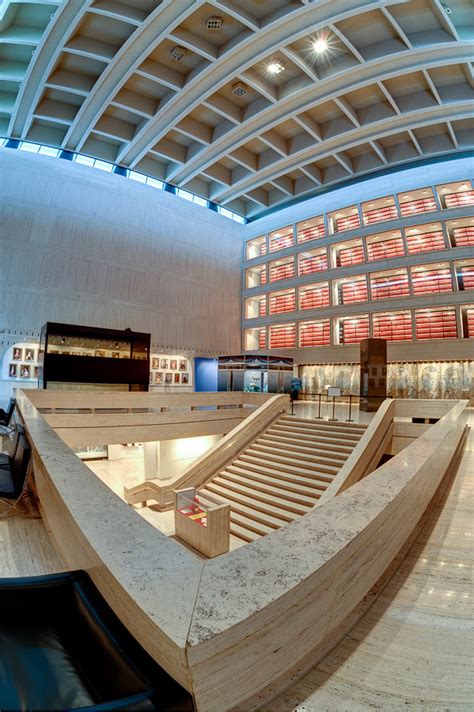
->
(206, 16, 223, 31)
(232, 81, 248, 96)
(267, 60, 285, 75)
(312, 37, 329, 54)
(170, 45, 187, 62)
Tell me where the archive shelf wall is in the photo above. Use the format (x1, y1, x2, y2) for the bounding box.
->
(242, 177, 473, 352)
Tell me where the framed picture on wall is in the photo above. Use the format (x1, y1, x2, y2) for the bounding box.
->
(12, 348, 22, 361)
(161, 359, 169, 369)
(170, 359, 177, 370)
(20, 365, 31, 379)
(25, 348, 35, 361)
(152, 357, 159, 369)
(165, 373, 172, 384)
(174, 373, 180, 384)
(179, 359, 187, 371)
(112, 352, 120, 359)
(181, 372, 189, 384)
(95, 350, 105, 357)
(34, 366, 39, 379)
(9, 364, 17, 378)
(155, 372, 164, 384)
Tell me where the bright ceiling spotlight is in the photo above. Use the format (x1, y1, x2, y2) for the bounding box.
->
(267, 60, 285, 74)
(312, 38, 328, 54)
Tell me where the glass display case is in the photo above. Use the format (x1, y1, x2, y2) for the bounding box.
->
(38, 322, 150, 390)
(174, 488, 230, 558)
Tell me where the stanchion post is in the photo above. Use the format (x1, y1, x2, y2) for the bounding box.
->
(346, 394, 354, 422)
(315, 393, 323, 420)
(328, 395, 337, 421)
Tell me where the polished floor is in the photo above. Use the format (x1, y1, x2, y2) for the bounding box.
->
(0, 409, 471, 710)
(265, 410, 474, 711)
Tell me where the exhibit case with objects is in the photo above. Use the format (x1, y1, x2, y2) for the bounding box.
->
(38, 322, 151, 390)
(174, 488, 230, 558)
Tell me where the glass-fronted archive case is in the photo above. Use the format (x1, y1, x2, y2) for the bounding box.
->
(38, 322, 150, 391)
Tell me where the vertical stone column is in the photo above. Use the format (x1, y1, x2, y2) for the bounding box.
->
(360, 338, 387, 412)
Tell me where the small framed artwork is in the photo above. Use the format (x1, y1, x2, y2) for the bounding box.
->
(179, 359, 187, 371)
(25, 348, 35, 361)
(161, 358, 169, 369)
(112, 351, 120, 359)
(95, 350, 105, 357)
(165, 373, 172, 384)
(181, 372, 189, 384)
(170, 359, 177, 370)
(152, 357, 159, 369)
(20, 365, 31, 379)
(155, 372, 164, 384)
(12, 348, 22, 361)
(174, 373, 180, 384)
(9, 363, 17, 378)
(34, 366, 39, 379)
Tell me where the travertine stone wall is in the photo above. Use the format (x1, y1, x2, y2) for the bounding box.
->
(0, 149, 245, 355)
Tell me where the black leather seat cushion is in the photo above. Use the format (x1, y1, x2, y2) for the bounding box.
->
(0, 571, 194, 711)
(0, 467, 14, 494)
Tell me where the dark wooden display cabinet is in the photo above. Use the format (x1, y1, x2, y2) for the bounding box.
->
(38, 322, 150, 391)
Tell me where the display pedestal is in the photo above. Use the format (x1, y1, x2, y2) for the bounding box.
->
(360, 338, 387, 412)
(174, 488, 230, 558)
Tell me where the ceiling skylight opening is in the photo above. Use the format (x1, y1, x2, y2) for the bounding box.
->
(267, 60, 285, 75)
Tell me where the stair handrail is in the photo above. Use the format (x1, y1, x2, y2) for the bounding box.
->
(317, 398, 395, 505)
(124, 393, 290, 509)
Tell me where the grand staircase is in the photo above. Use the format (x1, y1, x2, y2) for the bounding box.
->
(201, 415, 368, 544)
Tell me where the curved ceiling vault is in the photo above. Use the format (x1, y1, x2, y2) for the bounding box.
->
(1, 0, 473, 218)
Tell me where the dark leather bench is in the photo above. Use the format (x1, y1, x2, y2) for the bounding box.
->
(0, 570, 194, 711)
(0, 426, 30, 500)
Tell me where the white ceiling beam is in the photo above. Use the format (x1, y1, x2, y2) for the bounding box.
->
(422, 68, 442, 104)
(229, 146, 258, 171)
(334, 95, 360, 126)
(270, 175, 294, 196)
(260, 129, 287, 156)
(175, 116, 212, 145)
(334, 150, 354, 174)
(151, 136, 187, 164)
(208, 0, 260, 31)
(8, 0, 90, 138)
(239, 69, 277, 103)
(211, 101, 471, 202)
(378, 80, 401, 114)
(170, 43, 471, 186)
(446, 120, 458, 148)
(136, 60, 183, 90)
(329, 22, 365, 64)
(280, 46, 319, 82)
(300, 164, 322, 185)
(203, 95, 242, 124)
(87, 1, 145, 26)
(62, 0, 200, 151)
(370, 139, 388, 164)
(431, 0, 460, 41)
(380, 6, 412, 49)
(169, 27, 218, 62)
(407, 128, 423, 155)
(294, 112, 322, 141)
(119, 0, 401, 166)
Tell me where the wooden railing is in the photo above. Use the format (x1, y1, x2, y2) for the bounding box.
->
(124, 393, 290, 509)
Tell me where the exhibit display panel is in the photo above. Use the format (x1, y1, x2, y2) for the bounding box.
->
(149, 354, 192, 388)
(39, 322, 150, 390)
(174, 488, 230, 558)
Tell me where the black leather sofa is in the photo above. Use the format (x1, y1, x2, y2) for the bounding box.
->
(0, 570, 194, 711)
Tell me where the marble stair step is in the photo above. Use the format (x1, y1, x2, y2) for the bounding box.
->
(266, 428, 356, 450)
(220, 468, 321, 504)
(202, 484, 296, 523)
(250, 442, 344, 469)
(281, 416, 368, 432)
(237, 453, 336, 482)
(230, 511, 276, 537)
(227, 461, 330, 491)
(211, 477, 311, 515)
(257, 435, 349, 460)
(242, 449, 339, 476)
(272, 422, 362, 442)
(229, 522, 259, 543)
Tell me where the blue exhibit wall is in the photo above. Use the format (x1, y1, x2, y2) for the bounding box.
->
(194, 358, 218, 392)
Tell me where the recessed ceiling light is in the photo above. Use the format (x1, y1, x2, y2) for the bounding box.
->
(267, 60, 285, 75)
(170, 45, 187, 62)
(232, 81, 248, 96)
(206, 16, 223, 31)
(312, 38, 329, 54)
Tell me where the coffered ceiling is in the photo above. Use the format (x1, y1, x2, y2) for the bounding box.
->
(1, 0, 473, 217)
